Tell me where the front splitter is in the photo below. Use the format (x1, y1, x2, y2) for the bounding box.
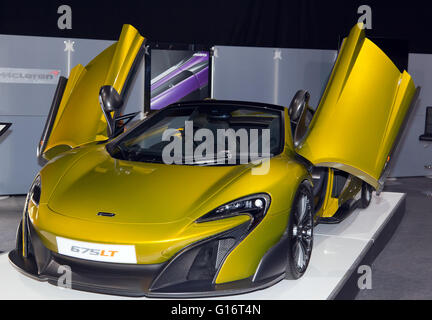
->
(8, 249, 284, 298)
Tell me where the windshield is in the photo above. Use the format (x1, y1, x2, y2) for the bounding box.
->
(108, 104, 283, 166)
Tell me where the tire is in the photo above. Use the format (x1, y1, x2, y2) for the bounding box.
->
(285, 181, 314, 280)
(359, 182, 373, 209)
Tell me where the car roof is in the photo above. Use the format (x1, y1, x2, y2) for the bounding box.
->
(168, 99, 286, 111)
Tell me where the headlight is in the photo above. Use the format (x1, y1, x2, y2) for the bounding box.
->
(196, 194, 271, 226)
(153, 195, 270, 291)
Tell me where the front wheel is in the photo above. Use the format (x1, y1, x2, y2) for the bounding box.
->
(285, 181, 314, 280)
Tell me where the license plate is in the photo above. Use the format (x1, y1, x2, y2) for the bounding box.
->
(56, 237, 137, 264)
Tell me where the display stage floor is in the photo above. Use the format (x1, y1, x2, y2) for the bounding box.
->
(0, 192, 405, 300)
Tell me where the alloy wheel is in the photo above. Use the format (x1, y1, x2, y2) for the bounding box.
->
(291, 193, 313, 273)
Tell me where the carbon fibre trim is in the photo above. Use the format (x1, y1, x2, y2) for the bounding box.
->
(8, 220, 287, 298)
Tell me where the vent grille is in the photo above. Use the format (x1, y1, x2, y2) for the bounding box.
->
(216, 238, 236, 267)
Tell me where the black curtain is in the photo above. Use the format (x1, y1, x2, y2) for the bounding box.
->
(0, 0, 431, 53)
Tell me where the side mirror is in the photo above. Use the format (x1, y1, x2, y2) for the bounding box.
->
(288, 90, 311, 148)
(99, 85, 124, 137)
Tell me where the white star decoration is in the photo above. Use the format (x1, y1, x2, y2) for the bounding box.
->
(64, 40, 75, 52)
(273, 49, 282, 60)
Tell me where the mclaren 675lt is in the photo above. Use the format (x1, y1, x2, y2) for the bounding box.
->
(9, 24, 418, 297)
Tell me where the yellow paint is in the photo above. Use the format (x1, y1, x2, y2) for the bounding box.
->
(296, 24, 416, 189)
(29, 24, 418, 285)
(42, 25, 145, 160)
(33, 143, 309, 274)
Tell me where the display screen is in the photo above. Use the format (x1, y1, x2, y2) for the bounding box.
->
(150, 49, 210, 110)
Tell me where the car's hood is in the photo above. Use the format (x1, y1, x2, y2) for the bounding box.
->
(47, 146, 255, 224)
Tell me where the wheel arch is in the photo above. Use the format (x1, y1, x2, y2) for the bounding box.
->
(252, 177, 313, 283)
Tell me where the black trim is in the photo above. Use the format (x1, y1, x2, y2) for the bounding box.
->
(312, 168, 329, 213)
(175, 88, 202, 103)
(151, 222, 250, 291)
(151, 70, 195, 99)
(0, 122, 11, 138)
(120, 44, 146, 100)
(144, 45, 151, 115)
(331, 170, 349, 198)
(106, 100, 286, 163)
(419, 106, 432, 141)
(149, 42, 211, 52)
(318, 199, 359, 224)
(419, 135, 432, 142)
(171, 99, 285, 111)
(253, 233, 289, 283)
(97, 212, 116, 217)
(8, 220, 286, 298)
(195, 194, 270, 226)
(209, 47, 214, 99)
(37, 76, 68, 161)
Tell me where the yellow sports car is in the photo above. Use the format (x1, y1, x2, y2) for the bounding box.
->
(9, 24, 418, 297)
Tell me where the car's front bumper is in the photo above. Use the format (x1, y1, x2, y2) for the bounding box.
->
(8, 220, 287, 298)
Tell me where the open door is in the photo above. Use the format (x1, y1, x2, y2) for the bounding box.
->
(295, 24, 418, 190)
(38, 24, 145, 161)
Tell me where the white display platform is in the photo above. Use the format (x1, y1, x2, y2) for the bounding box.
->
(0, 192, 405, 300)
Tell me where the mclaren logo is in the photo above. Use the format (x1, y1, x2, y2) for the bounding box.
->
(0, 68, 61, 84)
(97, 212, 116, 217)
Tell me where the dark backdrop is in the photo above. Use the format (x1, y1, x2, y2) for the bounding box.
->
(0, 0, 431, 53)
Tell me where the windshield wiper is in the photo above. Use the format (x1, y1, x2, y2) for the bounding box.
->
(180, 155, 233, 166)
(134, 152, 164, 164)
(115, 142, 130, 160)
(182, 152, 274, 166)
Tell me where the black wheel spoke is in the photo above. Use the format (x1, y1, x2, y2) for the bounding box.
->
(300, 240, 310, 266)
(293, 240, 302, 269)
(300, 236, 311, 253)
(295, 240, 305, 270)
(295, 194, 310, 226)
